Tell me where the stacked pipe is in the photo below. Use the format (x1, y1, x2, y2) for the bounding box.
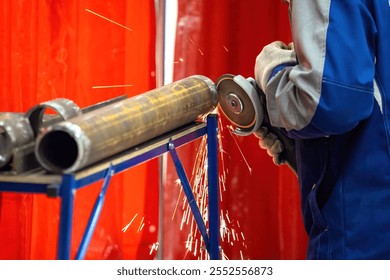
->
(0, 96, 127, 173)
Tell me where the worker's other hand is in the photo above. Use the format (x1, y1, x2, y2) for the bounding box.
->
(254, 41, 296, 92)
(254, 127, 284, 165)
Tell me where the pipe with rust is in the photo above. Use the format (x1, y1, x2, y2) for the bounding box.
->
(35, 75, 218, 173)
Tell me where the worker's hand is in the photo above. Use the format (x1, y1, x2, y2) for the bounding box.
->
(254, 41, 296, 92)
(254, 127, 284, 165)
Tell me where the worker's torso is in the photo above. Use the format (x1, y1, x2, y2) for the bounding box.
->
(296, 0, 390, 259)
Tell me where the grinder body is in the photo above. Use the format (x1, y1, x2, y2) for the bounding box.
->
(216, 74, 297, 174)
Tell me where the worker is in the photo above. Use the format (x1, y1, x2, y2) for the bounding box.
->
(254, 0, 390, 259)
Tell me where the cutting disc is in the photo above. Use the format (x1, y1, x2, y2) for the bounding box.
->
(216, 74, 263, 135)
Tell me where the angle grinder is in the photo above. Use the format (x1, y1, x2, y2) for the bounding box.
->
(216, 74, 297, 173)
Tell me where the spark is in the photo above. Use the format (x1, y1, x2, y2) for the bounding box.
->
(149, 242, 159, 255)
(186, 234, 193, 252)
(188, 36, 204, 56)
(221, 249, 229, 260)
(223, 45, 229, 52)
(180, 209, 187, 230)
(85, 9, 133, 31)
(185, 205, 191, 225)
(218, 117, 228, 174)
(173, 58, 184, 64)
(169, 120, 248, 260)
(240, 250, 244, 260)
(183, 249, 190, 260)
(227, 125, 252, 174)
(194, 239, 198, 256)
(137, 216, 145, 233)
(122, 213, 138, 232)
(225, 210, 231, 224)
(188, 36, 196, 46)
(172, 187, 183, 220)
(219, 178, 224, 201)
(92, 84, 133, 89)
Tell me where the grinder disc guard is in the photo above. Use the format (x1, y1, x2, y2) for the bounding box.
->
(216, 74, 263, 135)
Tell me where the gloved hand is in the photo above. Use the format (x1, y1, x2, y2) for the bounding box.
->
(253, 127, 284, 165)
(254, 41, 296, 92)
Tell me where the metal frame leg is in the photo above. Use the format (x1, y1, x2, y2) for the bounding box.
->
(207, 114, 220, 260)
(168, 139, 210, 250)
(58, 174, 76, 260)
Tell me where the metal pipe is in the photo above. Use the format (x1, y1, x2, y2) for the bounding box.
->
(0, 113, 34, 168)
(26, 98, 82, 137)
(35, 75, 218, 174)
(0, 96, 127, 172)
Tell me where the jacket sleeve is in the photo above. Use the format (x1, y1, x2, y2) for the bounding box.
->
(265, 0, 376, 139)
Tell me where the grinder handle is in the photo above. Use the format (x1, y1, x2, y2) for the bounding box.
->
(261, 107, 298, 175)
(256, 86, 298, 175)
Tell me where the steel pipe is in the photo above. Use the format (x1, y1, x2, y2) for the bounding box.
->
(0, 113, 34, 168)
(35, 75, 218, 173)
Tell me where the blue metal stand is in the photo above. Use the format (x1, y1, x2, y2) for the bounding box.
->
(206, 114, 220, 260)
(58, 174, 76, 260)
(0, 114, 220, 259)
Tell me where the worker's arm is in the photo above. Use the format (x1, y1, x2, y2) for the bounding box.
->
(255, 0, 376, 139)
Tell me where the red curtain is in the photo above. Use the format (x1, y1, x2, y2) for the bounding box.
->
(161, 0, 308, 259)
(0, 0, 158, 259)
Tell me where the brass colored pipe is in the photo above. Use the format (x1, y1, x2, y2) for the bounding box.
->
(35, 75, 218, 173)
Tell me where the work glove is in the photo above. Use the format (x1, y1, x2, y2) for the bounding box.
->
(253, 127, 284, 165)
(254, 41, 296, 92)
